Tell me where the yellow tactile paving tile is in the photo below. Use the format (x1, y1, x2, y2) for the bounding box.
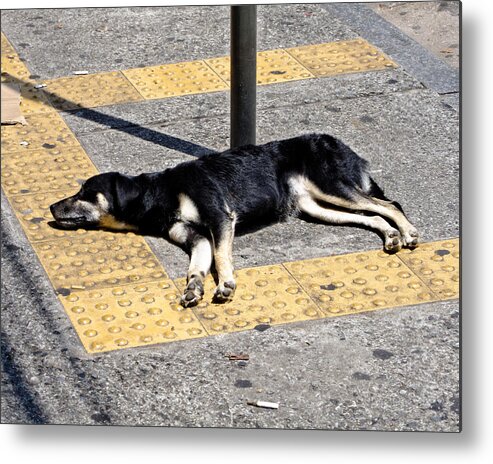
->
(1, 145, 98, 195)
(58, 280, 207, 353)
(1, 111, 80, 155)
(34, 232, 169, 294)
(205, 49, 314, 85)
(1, 52, 32, 82)
(284, 248, 441, 316)
(6, 189, 84, 241)
(1, 32, 16, 56)
(43, 71, 144, 110)
(18, 83, 56, 114)
(122, 60, 228, 100)
(397, 238, 460, 300)
(286, 39, 397, 77)
(175, 265, 324, 335)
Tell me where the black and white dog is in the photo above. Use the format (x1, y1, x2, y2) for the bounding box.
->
(50, 133, 419, 307)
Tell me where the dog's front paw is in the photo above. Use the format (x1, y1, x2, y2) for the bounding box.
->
(213, 280, 236, 303)
(180, 280, 204, 308)
(383, 228, 403, 253)
(402, 228, 419, 248)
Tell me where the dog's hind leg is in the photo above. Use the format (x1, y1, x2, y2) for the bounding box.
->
(297, 195, 404, 252)
(303, 178, 419, 248)
(210, 213, 237, 303)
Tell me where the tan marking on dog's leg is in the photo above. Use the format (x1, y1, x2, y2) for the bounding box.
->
(212, 216, 237, 302)
(297, 195, 403, 252)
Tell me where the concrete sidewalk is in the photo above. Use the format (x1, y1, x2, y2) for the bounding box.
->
(1, 3, 460, 430)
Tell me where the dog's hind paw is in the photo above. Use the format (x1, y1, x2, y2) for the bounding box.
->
(384, 228, 403, 253)
(213, 280, 236, 303)
(180, 280, 204, 308)
(402, 228, 419, 248)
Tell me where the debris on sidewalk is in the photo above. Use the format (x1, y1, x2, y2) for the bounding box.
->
(34, 83, 47, 89)
(247, 400, 279, 409)
(225, 353, 249, 361)
(73, 70, 89, 75)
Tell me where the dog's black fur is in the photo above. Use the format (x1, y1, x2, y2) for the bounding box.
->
(50, 133, 418, 306)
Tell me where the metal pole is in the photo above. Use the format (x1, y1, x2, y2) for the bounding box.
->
(230, 5, 257, 148)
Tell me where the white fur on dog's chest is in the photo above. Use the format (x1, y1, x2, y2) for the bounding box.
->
(178, 193, 200, 223)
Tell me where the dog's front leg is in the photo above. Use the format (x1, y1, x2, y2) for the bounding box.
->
(181, 235, 213, 307)
(211, 215, 237, 303)
(170, 222, 212, 307)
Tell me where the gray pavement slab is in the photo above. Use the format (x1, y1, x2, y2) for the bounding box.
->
(1, 4, 356, 79)
(323, 2, 460, 94)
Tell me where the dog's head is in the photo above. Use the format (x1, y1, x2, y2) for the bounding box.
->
(50, 172, 141, 230)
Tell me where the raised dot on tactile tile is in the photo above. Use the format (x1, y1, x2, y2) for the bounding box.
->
(340, 291, 353, 299)
(115, 338, 128, 347)
(164, 293, 178, 301)
(90, 342, 105, 351)
(141, 296, 155, 304)
(295, 297, 310, 305)
(148, 307, 162, 315)
(240, 293, 254, 301)
(304, 308, 319, 317)
(155, 319, 169, 327)
(67, 294, 79, 302)
(202, 312, 217, 320)
(363, 288, 377, 295)
(225, 308, 240, 316)
(71, 306, 85, 314)
(350, 303, 364, 310)
(108, 326, 121, 333)
(255, 279, 268, 287)
(281, 312, 296, 320)
(421, 268, 433, 275)
(234, 320, 249, 328)
(89, 291, 102, 298)
(179, 314, 193, 323)
(272, 301, 286, 309)
(102, 314, 115, 322)
(187, 328, 202, 336)
(257, 316, 272, 324)
(286, 286, 300, 294)
(356, 254, 369, 262)
(373, 299, 387, 307)
(78, 317, 91, 325)
(441, 265, 455, 272)
(353, 278, 366, 285)
(398, 271, 411, 279)
(344, 267, 357, 274)
(418, 292, 433, 300)
(365, 264, 379, 271)
(134, 285, 148, 292)
(430, 278, 444, 286)
(375, 274, 389, 282)
(452, 274, 459, 282)
(408, 282, 422, 289)
(140, 335, 153, 343)
(210, 322, 226, 331)
(95, 303, 108, 311)
(442, 289, 456, 297)
(387, 262, 401, 269)
(112, 288, 125, 296)
(84, 329, 98, 338)
(131, 323, 145, 330)
(264, 290, 277, 298)
(125, 310, 139, 318)
(118, 299, 132, 307)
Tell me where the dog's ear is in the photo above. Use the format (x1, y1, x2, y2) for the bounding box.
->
(113, 174, 142, 213)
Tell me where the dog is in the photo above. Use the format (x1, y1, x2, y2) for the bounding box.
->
(50, 133, 419, 307)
